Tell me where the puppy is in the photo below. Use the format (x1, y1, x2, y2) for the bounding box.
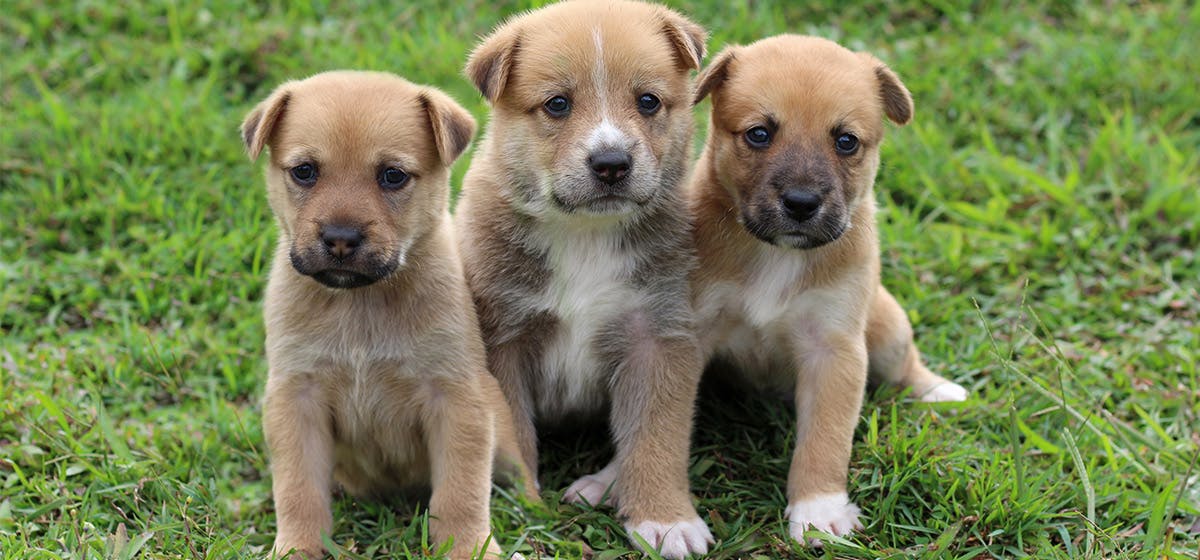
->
(455, 1, 713, 557)
(688, 36, 969, 545)
(242, 71, 532, 560)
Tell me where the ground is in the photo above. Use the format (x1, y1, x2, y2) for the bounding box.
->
(1, 1, 1197, 558)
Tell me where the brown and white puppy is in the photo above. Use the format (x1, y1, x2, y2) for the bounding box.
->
(242, 71, 532, 560)
(688, 36, 968, 545)
(455, 1, 712, 556)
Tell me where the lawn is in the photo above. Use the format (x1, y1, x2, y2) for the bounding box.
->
(2, 1, 1197, 558)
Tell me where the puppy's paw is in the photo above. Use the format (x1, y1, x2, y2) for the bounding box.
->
(919, 381, 968, 403)
(626, 517, 714, 559)
(481, 540, 525, 560)
(564, 465, 618, 507)
(785, 492, 862, 547)
(272, 541, 323, 560)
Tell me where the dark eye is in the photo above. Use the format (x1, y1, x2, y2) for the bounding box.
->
(637, 93, 661, 115)
(290, 163, 317, 185)
(544, 96, 571, 117)
(835, 133, 859, 155)
(378, 167, 410, 190)
(745, 126, 771, 148)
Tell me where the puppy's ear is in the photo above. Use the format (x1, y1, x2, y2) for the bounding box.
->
(694, 45, 738, 105)
(465, 24, 520, 103)
(658, 8, 707, 71)
(419, 88, 478, 165)
(241, 86, 291, 161)
(859, 53, 914, 125)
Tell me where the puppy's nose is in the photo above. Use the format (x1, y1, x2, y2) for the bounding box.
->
(781, 190, 822, 223)
(588, 150, 631, 186)
(320, 224, 363, 259)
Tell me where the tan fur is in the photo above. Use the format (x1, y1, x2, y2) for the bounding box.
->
(689, 35, 967, 545)
(456, 1, 714, 557)
(243, 71, 532, 560)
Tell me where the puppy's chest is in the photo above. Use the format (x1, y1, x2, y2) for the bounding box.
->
(697, 255, 812, 383)
(731, 254, 811, 329)
(328, 369, 431, 493)
(267, 286, 427, 369)
(268, 299, 435, 482)
(534, 229, 641, 414)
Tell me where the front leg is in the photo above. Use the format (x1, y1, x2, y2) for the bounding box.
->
(485, 340, 541, 484)
(426, 379, 503, 560)
(264, 372, 335, 559)
(608, 326, 712, 558)
(786, 328, 868, 546)
(481, 371, 540, 500)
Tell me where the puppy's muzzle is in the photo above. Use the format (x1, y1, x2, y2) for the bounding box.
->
(588, 149, 631, 186)
(321, 224, 364, 259)
(781, 190, 822, 223)
(290, 222, 396, 289)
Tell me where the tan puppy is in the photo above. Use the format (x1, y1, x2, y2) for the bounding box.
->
(242, 71, 531, 560)
(455, 1, 712, 557)
(688, 36, 969, 545)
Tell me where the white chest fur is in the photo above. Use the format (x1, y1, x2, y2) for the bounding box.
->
(533, 222, 638, 416)
(695, 249, 811, 389)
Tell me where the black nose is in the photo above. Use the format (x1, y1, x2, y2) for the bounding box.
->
(588, 150, 631, 185)
(320, 224, 363, 259)
(781, 190, 822, 222)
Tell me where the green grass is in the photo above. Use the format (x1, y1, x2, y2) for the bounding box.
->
(2, 0, 1197, 558)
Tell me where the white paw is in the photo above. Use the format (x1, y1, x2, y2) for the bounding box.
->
(626, 517, 713, 559)
(919, 381, 968, 403)
(563, 462, 618, 507)
(785, 492, 863, 547)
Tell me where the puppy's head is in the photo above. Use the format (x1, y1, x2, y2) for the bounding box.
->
(242, 71, 475, 289)
(695, 35, 913, 249)
(465, 0, 705, 219)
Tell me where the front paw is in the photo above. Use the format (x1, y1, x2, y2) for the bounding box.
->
(564, 464, 618, 507)
(785, 492, 862, 546)
(626, 517, 714, 559)
(272, 539, 323, 559)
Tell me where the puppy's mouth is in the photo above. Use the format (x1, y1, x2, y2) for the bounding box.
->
(741, 214, 849, 250)
(289, 250, 399, 289)
(550, 192, 643, 215)
(308, 269, 381, 289)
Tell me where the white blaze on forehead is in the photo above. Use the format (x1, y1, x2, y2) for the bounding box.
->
(592, 27, 607, 113)
(587, 27, 632, 151)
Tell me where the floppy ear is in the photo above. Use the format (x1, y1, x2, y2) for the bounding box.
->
(419, 88, 478, 165)
(465, 23, 520, 103)
(693, 45, 738, 105)
(658, 8, 707, 71)
(241, 86, 291, 160)
(859, 53, 914, 125)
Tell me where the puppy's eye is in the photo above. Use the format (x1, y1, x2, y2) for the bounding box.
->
(290, 163, 318, 186)
(637, 94, 661, 115)
(745, 126, 771, 148)
(378, 167, 410, 190)
(835, 133, 859, 155)
(544, 96, 571, 117)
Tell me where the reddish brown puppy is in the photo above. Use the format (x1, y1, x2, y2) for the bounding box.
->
(688, 35, 968, 546)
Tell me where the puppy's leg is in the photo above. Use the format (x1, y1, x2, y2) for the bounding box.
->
(264, 374, 335, 559)
(486, 341, 540, 483)
(866, 285, 967, 402)
(483, 372, 540, 501)
(786, 332, 867, 546)
(609, 327, 712, 558)
(427, 380, 502, 560)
